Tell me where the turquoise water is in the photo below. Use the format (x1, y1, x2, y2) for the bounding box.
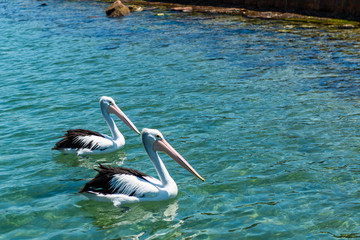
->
(1, 0, 360, 239)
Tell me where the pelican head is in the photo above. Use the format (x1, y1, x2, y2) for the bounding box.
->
(100, 96, 141, 135)
(141, 128, 205, 182)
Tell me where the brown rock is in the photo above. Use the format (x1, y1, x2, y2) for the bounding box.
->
(128, 5, 144, 12)
(106, 0, 130, 18)
(171, 7, 193, 12)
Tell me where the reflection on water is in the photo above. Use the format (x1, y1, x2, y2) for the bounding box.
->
(78, 198, 179, 237)
(53, 150, 128, 169)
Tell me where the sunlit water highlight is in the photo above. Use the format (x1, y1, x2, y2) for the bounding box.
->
(1, 0, 360, 239)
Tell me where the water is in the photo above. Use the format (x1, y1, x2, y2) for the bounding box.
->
(1, 0, 360, 239)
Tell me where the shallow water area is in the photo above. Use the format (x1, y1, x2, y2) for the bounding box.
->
(1, 0, 360, 239)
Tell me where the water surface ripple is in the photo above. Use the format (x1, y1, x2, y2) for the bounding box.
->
(1, 0, 360, 239)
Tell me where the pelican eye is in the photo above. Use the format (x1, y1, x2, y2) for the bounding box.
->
(109, 101, 114, 105)
(156, 134, 161, 139)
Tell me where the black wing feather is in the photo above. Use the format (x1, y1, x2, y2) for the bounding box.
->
(79, 164, 150, 195)
(52, 129, 105, 150)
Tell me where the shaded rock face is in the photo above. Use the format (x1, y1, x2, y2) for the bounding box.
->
(106, 0, 130, 17)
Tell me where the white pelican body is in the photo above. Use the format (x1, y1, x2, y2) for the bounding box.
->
(52, 96, 140, 155)
(79, 128, 204, 206)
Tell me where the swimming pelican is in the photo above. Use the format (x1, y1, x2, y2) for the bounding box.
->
(52, 96, 140, 155)
(79, 128, 204, 206)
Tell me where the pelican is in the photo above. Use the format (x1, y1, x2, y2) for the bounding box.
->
(52, 96, 140, 155)
(79, 128, 204, 206)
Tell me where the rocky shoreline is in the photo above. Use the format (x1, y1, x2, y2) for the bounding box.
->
(144, 0, 360, 20)
(101, 0, 360, 28)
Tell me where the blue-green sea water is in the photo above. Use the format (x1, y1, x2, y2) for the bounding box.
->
(1, 0, 360, 239)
